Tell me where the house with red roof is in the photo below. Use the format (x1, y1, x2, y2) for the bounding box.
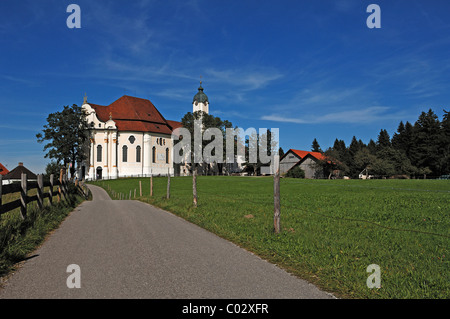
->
(280, 149, 326, 179)
(0, 162, 9, 177)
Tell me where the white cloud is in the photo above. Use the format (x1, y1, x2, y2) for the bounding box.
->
(261, 106, 407, 124)
(206, 67, 283, 91)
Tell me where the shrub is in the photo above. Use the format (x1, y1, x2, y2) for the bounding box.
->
(285, 166, 305, 178)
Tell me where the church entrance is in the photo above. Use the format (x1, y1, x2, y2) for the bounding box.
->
(96, 166, 103, 180)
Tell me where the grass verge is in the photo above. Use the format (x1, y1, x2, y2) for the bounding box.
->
(0, 188, 87, 278)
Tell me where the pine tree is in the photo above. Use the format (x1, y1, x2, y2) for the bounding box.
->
(440, 110, 450, 174)
(391, 121, 405, 150)
(348, 136, 362, 178)
(410, 109, 441, 176)
(376, 129, 391, 150)
(311, 138, 322, 152)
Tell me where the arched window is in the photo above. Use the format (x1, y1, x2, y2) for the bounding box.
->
(136, 146, 141, 162)
(97, 145, 102, 162)
(152, 146, 156, 163)
(165, 148, 169, 164)
(123, 145, 128, 162)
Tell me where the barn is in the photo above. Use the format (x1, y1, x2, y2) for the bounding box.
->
(279, 149, 326, 179)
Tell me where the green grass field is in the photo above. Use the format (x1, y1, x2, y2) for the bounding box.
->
(91, 177, 449, 299)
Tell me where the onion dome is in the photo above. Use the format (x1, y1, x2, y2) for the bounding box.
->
(193, 82, 208, 105)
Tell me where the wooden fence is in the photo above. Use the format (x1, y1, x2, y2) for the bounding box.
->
(0, 170, 89, 219)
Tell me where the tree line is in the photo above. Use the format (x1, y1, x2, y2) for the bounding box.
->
(311, 109, 450, 179)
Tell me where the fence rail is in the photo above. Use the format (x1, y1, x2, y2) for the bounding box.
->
(0, 170, 89, 218)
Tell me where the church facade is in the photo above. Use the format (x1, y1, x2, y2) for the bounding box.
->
(80, 84, 209, 180)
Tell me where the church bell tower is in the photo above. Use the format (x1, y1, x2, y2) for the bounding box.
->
(192, 81, 209, 114)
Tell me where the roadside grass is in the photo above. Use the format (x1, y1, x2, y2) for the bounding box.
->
(91, 177, 449, 299)
(0, 186, 87, 277)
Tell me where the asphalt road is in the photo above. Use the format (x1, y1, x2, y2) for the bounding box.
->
(0, 184, 334, 299)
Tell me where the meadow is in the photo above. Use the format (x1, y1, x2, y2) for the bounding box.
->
(91, 176, 449, 299)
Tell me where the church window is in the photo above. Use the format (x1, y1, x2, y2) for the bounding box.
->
(136, 146, 141, 162)
(165, 148, 169, 164)
(123, 145, 128, 162)
(152, 146, 156, 163)
(129, 135, 135, 144)
(97, 145, 102, 162)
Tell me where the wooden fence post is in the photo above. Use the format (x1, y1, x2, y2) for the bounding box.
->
(49, 174, 54, 206)
(37, 174, 44, 209)
(167, 168, 170, 199)
(150, 174, 153, 197)
(64, 173, 68, 198)
(58, 169, 63, 202)
(193, 165, 198, 207)
(139, 181, 142, 197)
(273, 155, 281, 234)
(20, 173, 27, 219)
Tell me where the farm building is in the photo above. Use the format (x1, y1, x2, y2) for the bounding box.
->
(2, 162, 37, 183)
(280, 149, 326, 179)
(0, 163, 9, 176)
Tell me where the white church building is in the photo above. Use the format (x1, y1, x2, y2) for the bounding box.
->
(80, 83, 210, 180)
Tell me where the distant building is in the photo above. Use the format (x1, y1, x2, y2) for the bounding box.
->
(0, 163, 9, 176)
(2, 162, 37, 183)
(280, 149, 326, 179)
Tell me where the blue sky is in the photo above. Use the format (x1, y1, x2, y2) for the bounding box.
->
(1, 0, 450, 174)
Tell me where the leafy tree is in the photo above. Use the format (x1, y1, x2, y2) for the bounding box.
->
(36, 104, 88, 177)
(45, 161, 65, 178)
(315, 148, 348, 179)
(354, 148, 378, 175)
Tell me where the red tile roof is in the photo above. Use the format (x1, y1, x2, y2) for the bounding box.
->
(289, 149, 326, 161)
(0, 162, 9, 176)
(166, 120, 183, 130)
(89, 95, 179, 135)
